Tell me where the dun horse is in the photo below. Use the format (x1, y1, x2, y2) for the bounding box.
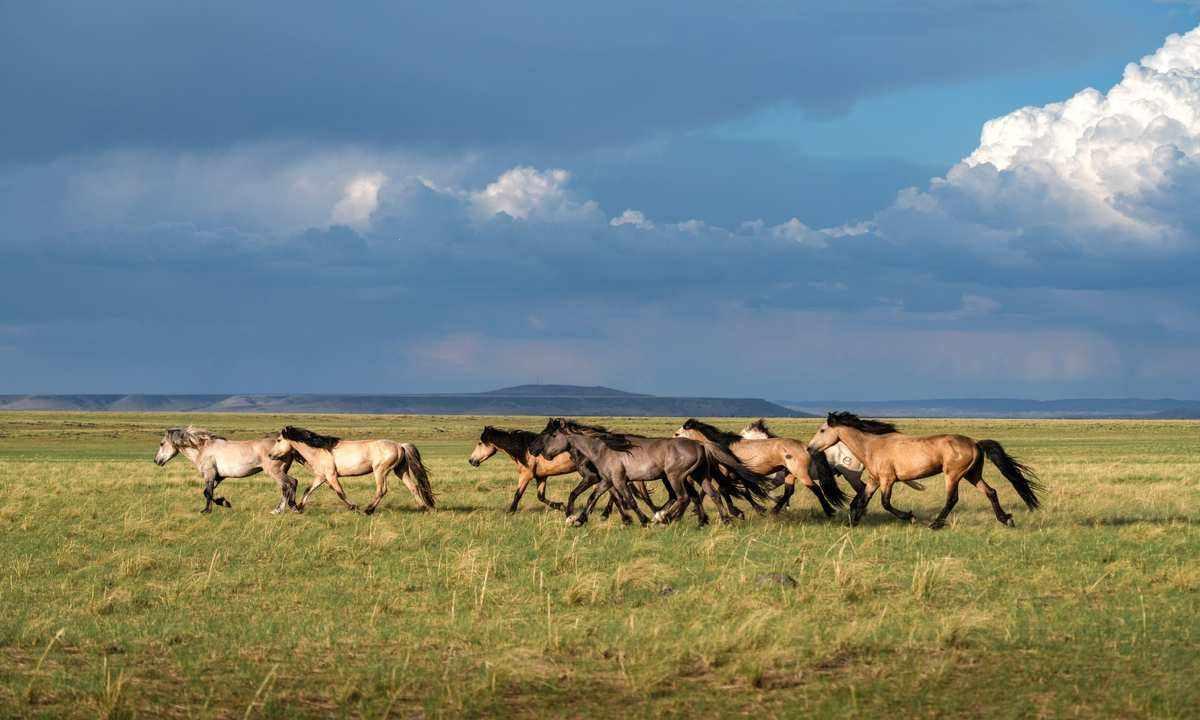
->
(468, 426, 573, 512)
(154, 426, 301, 514)
(739, 419, 925, 495)
(674, 419, 844, 516)
(269, 426, 434, 514)
(806, 412, 1043, 528)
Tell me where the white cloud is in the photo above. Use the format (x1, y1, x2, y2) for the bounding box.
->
(610, 209, 654, 229)
(469, 166, 600, 222)
(768, 217, 830, 248)
(331, 172, 386, 228)
(918, 24, 1200, 249)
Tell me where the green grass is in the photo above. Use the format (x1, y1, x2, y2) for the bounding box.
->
(0, 412, 1197, 718)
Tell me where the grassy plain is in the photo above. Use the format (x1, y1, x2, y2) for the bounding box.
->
(0, 412, 1197, 718)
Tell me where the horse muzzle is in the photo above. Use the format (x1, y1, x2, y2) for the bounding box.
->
(468, 458, 480, 467)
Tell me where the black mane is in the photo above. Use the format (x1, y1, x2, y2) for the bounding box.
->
(746, 419, 777, 437)
(681, 418, 742, 445)
(480, 426, 539, 459)
(542, 417, 635, 451)
(281, 425, 341, 449)
(826, 412, 899, 435)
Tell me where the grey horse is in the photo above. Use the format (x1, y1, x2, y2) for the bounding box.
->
(154, 426, 301, 514)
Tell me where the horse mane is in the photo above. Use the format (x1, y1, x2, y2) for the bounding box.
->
(165, 426, 224, 448)
(480, 426, 538, 458)
(746, 419, 777, 437)
(543, 418, 635, 451)
(281, 425, 341, 449)
(826, 411, 899, 435)
(681, 418, 742, 445)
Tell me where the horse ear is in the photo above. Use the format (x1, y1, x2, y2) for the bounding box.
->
(826, 412, 836, 424)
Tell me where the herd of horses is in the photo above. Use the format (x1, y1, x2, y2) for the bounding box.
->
(155, 413, 1044, 529)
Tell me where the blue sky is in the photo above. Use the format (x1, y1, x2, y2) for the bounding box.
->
(2, 1, 1199, 399)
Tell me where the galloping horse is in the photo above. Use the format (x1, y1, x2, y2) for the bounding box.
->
(806, 412, 1043, 529)
(269, 426, 434, 514)
(530, 418, 773, 526)
(739, 419, 925, 495)
(154, 426, 301, 514)
(468, 426, 573, 512)
(674, 419, 844, 516)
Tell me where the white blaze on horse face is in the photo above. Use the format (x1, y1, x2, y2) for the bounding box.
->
(155, 438, 178, 466)
(468, 441, 496, 466)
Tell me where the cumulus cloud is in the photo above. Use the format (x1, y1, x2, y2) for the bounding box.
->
(610, 209, 654, 229)
(468, 167, 600, 222)
(331, 172, 386, 228)
(887, 25, 1200, 253)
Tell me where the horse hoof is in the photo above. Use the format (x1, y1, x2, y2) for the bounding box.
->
(200, 508, 211, 514)
(363, 507, 376, 516)
(270, 508, 283, 515)
(929, 520, 945, 530)
(347, 505, 359, 513)
(651, 511, 666, 524)
(1003, 515, 1015, 527)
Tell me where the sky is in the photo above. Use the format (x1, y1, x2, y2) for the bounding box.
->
(3, 1, 1200, 400)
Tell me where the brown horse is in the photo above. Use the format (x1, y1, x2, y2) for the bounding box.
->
(674, 419, 845, 516)
(806, 412, 1043, 529)
(269, 426, 434, 514)
(739, 418, 925, 494)
(468, 426, 573, 513)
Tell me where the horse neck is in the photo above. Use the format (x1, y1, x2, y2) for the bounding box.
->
(563, 433, 607, 462)
(291, 442, 328, 466)
(180, 445, 203, 466)
(833, 427, 875, 461)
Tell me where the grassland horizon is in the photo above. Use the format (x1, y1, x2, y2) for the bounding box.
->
(1, 412, 1197, 718)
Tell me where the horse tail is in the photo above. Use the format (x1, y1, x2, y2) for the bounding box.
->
(807, 449, 847, 508)
(977, 440, 1042, 510)
(399, 443, 436, 509)
(701, 442, 772, 501)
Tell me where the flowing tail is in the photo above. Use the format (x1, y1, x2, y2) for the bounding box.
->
(807, 450, 847, 508)
(700, 443, 773, 501)
(977, 440, 1042, 510)
(399, 443, 436, 509)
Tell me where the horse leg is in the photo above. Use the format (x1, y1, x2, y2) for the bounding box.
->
(324, 474, 358, 512)
(200, 469, 220, 513)
(966, 459, 1013, 527)
(929, 472, 962, 530)
(607, 469, 647, 526)
(281, 472, 301, 512)
(878, 477, 914, 522)
(850, 479, 878, 526)
(720, 488, 745, 518)
(701, 477, 733, 524)
(535, 477, 564, 512)
(565, 474, 599, 518)
(508, 469, 534, 514)
(209, 475, 232, 509)
(571, 482, 610, 527)
(297, 474, 328, 512)
(363, 466, 390, 515)
(771, 474, 796, 514)
(268, 468, 293, 514)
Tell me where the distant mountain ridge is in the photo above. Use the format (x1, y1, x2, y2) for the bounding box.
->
(0, 386, 804, 418)
(782, 397, 1200, 419)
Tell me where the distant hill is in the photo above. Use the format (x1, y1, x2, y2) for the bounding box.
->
(0, 386, 805, 418)
(479, 385, 648, 397)
(782, 398, 1200, 419)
